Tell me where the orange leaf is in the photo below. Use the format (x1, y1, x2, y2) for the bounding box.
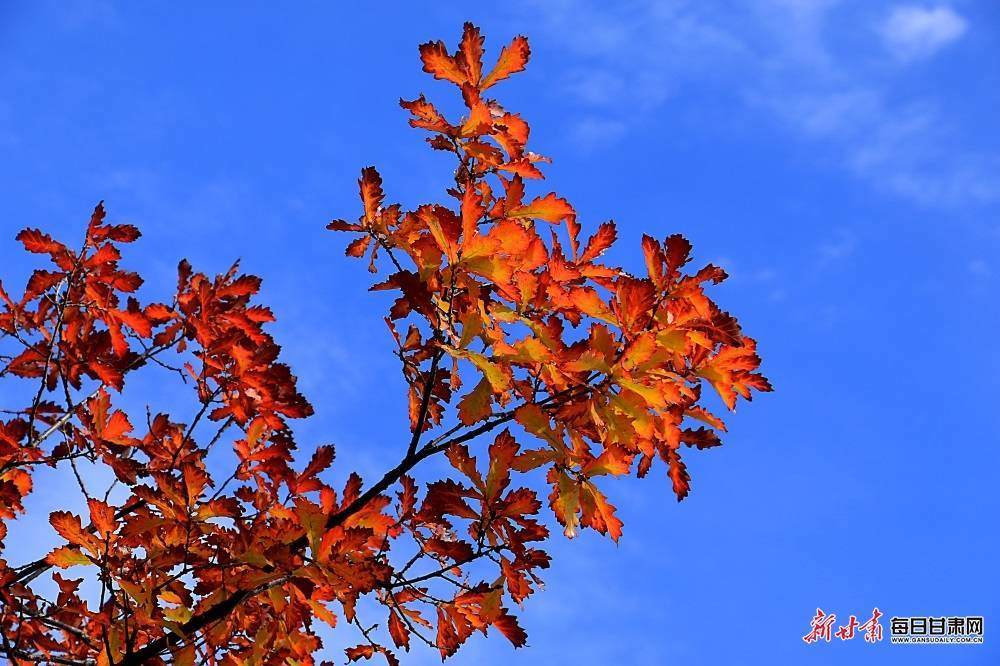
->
(88, 499, 117, 536)
(580, 221, 617, 263)
(641, 234, 665, 286)
(399, 95, 452, 133)
(307, 599, 339, 628)
(485, 430, 518, 503)
(345, 235, 372, 258)
(481, 35, 530, 90)
(508, 193, 575, 223)
(582, 480, 624, 542)
(419, 39, 467, 85)
(457, 378, 492, 425)
(582, 445, 632, 477)
(664, 233, 693, 276)
(458, 22, 485, 86)
(49, 511, 97, 553)
(359, 167, 384, 223)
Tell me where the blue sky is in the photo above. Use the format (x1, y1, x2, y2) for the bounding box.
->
(1, 1, 998, 664)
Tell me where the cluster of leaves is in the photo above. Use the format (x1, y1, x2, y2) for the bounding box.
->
(0, 23, 769, 666)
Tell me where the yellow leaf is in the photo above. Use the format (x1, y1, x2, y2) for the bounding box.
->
(458, 311, 483, 349)
(617, 378, 667, 410)
(554, 470, 580, 538)
(46, 546, 91, 568)
(515, 404, 565, 452)
(158, 590, 184, 605)
(512, 448, 557, 472)
(446, 346, 510, 392)
(164, 605, 192, 624)
(507, 192, 574, 223)
(656, 329, 688, 353)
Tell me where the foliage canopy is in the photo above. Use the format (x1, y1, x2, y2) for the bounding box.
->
(0, 23, 769, 666)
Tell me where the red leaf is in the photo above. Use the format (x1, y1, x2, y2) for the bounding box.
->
(665, 448, 691, 501)
(345, 645, 375, 662)
(388, 610, 410, 650)
(296, 445, 335, 492)
(493, 609, 528, 647)
(113, 307, 152, 338)
(102, 410, 133, 444)
(664, 233, 693, 277)
(457, 378, 492, 425)
(16, 228, 67, 255)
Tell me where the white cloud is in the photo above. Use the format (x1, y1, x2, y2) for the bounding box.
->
(570, 116, 628, 149)
(817, 228, 857, 264)
(881, 5, 967, 62)
(969, 259, 992, 278)
(514, 0, 997, 206)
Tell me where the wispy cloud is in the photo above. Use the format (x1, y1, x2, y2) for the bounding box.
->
(570, 116, 628, 150)
(817, 228, 857, 265)
(516, 0, 994, 206)
(968, 258, 992, 279)
(880, 5, 968, 62)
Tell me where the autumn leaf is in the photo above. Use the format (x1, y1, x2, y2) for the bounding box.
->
(295, 444, 335, 493)
(306, 599, 339, 628)
(0, 23, 771, 666)
(49, 511, 98, 554)
(446, 346, 510, 392)
(508, 193, 575, 223)
(359, 167, 385, 223)
(88, 499, 117, 537)
(665, 448, 691, 501)
(346, 644, 376, 662)
(641, 234, 665, 287)
(493, 609, 528, 647)
(346, 235, 372, 258)
(16, 228, 67, 255)
(481, 35, 530, 90)
(485, 430, 519, 502)
(419, 39, 467, 86)
(580, 221, 617, 263)
(457, 378, 492, 425)
(46, 546, 92, 568)
(388, 610, 410, 650)
(552, 470, 581, 538)
(581, 481, 624, 542)
(582, 445, 632, 477)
